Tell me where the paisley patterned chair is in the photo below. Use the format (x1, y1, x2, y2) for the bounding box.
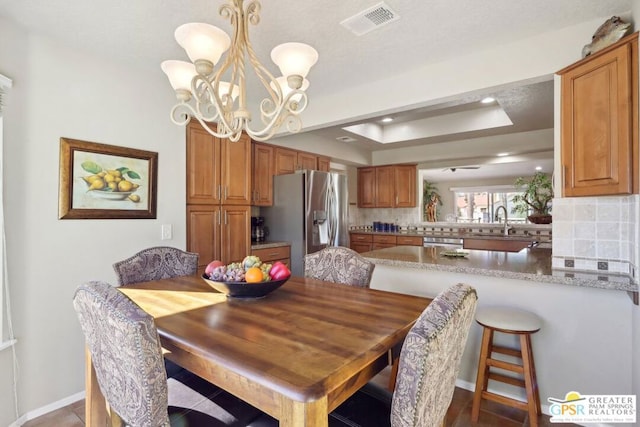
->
(73, 281, 262, 427)
(113, 246, 198, 286)
(329, 283, 478, 427)
(303, 246, 375, 287)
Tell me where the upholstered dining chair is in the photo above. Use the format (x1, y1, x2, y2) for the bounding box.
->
(113, 246, 199, 286)
(73, 281, 262, 427)
(329, 283, 478, 427)
(303, 246, 375, 287)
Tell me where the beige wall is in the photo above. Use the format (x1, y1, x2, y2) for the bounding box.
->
(0, 17, 187, 423)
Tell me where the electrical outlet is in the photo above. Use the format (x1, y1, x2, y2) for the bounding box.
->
(161, 224, 173, 240)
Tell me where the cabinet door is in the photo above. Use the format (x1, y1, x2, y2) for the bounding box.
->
(186, 122, 221, 204)
(375, 166, 395, 207)
(274, 147, 298, 175)
(187, 205, 221, 270)
(357, 168, 376, 208)
(297, 152, 318, 170)
(317, 156, 331, 172)
(220, 205, 251, 263)
(252, 142, 274, 206)
(394, 165, 417, 207)
(560, 36, 637, 196)
(221, 133, 252, 205)
(351, 242, 372, 253)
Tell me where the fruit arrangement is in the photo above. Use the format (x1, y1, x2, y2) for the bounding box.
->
(204, 256, 291, 283)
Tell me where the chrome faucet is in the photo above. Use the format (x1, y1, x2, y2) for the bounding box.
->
(495, 205, 510, 236)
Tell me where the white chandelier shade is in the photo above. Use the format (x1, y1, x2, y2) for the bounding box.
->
(161, 0, 319, 142)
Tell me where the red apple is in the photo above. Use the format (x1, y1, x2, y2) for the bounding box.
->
(270, 263, 291, 280)
(205, 260, 224, 275)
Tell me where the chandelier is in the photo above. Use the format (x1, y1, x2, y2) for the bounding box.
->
(161, 0, 318, 142)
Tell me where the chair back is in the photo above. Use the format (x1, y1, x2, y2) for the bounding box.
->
(391, 283, 478, 427)
(113, 246, 199, 286)
(73, 281, 170, 427)
(303, 246, 375, 287)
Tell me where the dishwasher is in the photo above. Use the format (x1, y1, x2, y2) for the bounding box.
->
(423, 236, 464, 249)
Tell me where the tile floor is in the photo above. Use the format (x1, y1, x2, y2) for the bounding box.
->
(23, 367, 576, 427)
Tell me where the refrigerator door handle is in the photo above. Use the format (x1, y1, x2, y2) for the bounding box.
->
(326, 175, 336, 245)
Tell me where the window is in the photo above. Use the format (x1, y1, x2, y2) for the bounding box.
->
(0, 73, 11, 345)
(451, 185, 528, 224)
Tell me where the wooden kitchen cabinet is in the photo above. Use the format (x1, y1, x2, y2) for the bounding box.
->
(357, 168, 376, 208)
(274, 146, 328, 175)
(251, 245, 291, 267)
(297, 151, 318, 170)
(274, 147, 298, 175)
(186, 121, 252, 268)
(317, 156, 331, 172)
(187, 121, 252, 205)
(396, 235, 423, 246)
(187, 205, 251, 270)
(394, 164, 417, 207)
(252, 142, 274, 206)
(372, 234, 396, 250)
(350, 233, 373, 253)
(375, 166, 395, 208)
(357, 164, 416, 208)
(558, 32, 639, 196)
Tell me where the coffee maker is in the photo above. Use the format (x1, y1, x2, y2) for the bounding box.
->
(251, 216, 266, 242)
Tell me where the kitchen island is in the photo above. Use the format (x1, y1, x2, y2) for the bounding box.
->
(363, 246, 636, 421)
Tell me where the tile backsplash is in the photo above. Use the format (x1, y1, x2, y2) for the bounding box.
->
(551, 195, 639, 280)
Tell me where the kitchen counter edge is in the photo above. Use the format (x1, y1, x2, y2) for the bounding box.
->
(251, 241, 291, 250)
(361, 246, 637, 293)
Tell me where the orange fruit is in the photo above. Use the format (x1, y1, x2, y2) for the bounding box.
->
(245, 267, 263, 283)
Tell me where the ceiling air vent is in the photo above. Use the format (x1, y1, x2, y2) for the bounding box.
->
(340, 2, 400, 36)
(337, 136, 358, 143)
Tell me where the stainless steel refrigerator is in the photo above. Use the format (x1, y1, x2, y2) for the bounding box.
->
(262, 170, 349, 276)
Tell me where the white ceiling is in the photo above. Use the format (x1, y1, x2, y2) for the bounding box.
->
(0, 0, 632, 180)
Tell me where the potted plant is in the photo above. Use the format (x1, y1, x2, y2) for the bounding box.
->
(511, 172, 553, 224)
(423, 180, 442, 222)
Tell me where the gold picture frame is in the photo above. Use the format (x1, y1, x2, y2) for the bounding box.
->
(58, 137, 158, 219)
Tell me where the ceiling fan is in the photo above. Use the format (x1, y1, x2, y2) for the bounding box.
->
(443, 166, 480, 172)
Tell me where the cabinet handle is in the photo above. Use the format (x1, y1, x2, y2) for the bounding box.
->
(216, 210, 221, 225)
(224, 211, 228, 225)
(268, 252, 280, 257)
(218, 185, 222, 200)
(225, 186, 228, 200)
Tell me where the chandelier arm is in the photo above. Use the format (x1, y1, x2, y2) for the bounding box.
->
(242, 91, 306, 141)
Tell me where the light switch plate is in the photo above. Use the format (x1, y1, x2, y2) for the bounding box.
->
(161, 224, 173, 240)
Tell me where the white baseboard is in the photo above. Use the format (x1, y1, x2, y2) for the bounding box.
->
(8, 391, 85, 427)
(454, 378, 553, 416)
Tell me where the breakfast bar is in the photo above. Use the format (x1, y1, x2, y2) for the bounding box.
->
(362, 246, 636, 417)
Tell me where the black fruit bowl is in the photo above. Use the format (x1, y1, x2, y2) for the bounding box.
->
(201, 274, 289, 299)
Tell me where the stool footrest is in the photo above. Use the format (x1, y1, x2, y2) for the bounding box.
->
(492, 345, 522, 358)
(489, 372, 525, 388)
(487, 358, 525, 374)
(482, 391, 528, 411)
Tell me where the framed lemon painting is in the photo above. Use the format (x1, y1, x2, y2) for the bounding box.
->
(58, 138, 158, 219)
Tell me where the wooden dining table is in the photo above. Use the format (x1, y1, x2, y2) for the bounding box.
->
(84, 274, 432, 426)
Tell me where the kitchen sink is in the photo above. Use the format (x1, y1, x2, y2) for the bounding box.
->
(462, 236, 536, 252)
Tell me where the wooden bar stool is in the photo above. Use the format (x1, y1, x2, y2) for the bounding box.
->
(471, 306, 542, 427)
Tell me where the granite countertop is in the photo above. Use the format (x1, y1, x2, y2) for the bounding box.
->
(251, 241, 290, 250)
(362, 246, 637, 293)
